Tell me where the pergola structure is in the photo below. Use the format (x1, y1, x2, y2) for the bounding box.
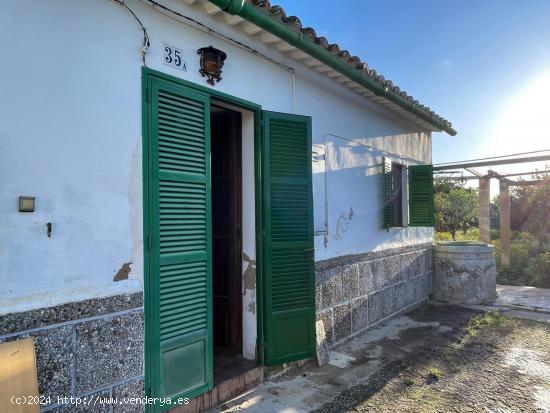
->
(433, 151, 550, 265)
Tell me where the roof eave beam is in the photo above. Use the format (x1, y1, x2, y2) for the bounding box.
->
(205, 0, 456, 136)
(433, 154, 550, 171)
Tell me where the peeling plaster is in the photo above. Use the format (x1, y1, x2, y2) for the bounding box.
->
(241, 110, 257, 361)
(334, 207, 354, 241)
(246, 290, 256, 314)
(113, 262, 132, 282)
(243, 253, 256, 291)
(243, 253, 256, 315)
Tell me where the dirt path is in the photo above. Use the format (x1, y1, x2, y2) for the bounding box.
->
(313, 312, 550, 413)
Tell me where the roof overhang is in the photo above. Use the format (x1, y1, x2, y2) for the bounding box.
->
(186, 0, 456, 135)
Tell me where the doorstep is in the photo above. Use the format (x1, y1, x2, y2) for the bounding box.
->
(169, 367, 263, 413)
(167, 356, 315, 413)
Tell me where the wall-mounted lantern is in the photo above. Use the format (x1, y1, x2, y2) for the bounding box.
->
(197, 46, 227, 86)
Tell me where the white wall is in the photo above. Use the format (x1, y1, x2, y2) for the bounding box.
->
(0, 0, 433, 313)
(314, 133, 433, 260)
(241, 110, 257, 361)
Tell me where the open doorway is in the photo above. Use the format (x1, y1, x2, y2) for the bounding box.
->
(211, 104, 256, 384)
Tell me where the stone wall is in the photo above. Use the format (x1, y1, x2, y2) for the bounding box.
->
(0, 293, 144, 412)
(315, 244, 433, 346)
(0, 244, 433, 411)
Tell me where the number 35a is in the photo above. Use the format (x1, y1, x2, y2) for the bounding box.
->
(164, 45, 187, 71)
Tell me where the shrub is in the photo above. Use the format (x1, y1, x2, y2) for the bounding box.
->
(514, 231, 535, 242)
(494, 241, 532, 286)
(435, 229, 479, 242)
(465, 311, 505, 336)
(494, 234, 550, 287)
(428, 368, 443, 382)
(434, 232, 452, 242)
(467, 228, 480, 240)
(527, 252, 550, 288)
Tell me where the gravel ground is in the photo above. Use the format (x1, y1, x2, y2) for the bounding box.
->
(313, 311, 550, 413)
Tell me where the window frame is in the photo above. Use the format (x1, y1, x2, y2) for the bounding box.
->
(383, 158, 409, 229)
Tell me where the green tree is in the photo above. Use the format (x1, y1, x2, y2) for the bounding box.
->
(435, 185, 479, 241)
(510, 165, 550, 252)
(434, 177, 464, 194)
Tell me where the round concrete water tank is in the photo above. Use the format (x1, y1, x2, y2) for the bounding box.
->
(433, 242, 497, 304)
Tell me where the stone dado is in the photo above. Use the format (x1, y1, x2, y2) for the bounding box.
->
(0, 245, 433, 412)
(315, 244, 433, 345)
(0, 293, 145, 413)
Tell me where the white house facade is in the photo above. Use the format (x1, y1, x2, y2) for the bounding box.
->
(0, 0, 455, 411)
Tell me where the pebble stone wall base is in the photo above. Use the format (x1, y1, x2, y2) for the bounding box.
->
(0, 293, 145, 413)
(315, 243, 433, 347)
(0, 243, 433, 412)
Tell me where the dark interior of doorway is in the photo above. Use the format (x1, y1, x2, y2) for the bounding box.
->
(211, 105, 256, 385)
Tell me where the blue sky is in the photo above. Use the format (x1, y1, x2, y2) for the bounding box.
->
(274, 0, 550, 165)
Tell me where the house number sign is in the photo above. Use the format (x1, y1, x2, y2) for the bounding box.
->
(163, 43, 187, 71)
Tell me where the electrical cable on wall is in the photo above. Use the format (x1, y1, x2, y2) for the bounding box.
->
(112, 0, 151, 64)
(112, 0, 296, 94)
(141, 0, 297, 107)
(142, 0, 295, 73)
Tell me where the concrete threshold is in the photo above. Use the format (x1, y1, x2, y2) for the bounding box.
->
(170, 367, 264, 413)
(206, 310, 455, 413)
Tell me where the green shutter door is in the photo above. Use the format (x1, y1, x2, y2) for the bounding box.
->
(145, 77, 212, 410)
(408, 164, 435, 226)
(383, 157, 393, 229)
(262, 111, 315, 365)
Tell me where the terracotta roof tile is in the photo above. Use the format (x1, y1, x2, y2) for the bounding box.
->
(247, 0, 453, 131)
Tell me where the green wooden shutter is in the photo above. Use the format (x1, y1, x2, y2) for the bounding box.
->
(145, 77, 212, 410)
(408, 164, 435, 226)
(383, 157, 393, 229)
(262, 111, 315, 365)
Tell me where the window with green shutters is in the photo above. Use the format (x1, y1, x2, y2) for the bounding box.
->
(262, 111, 315, 366)
(144, 75, 213, 411)
(383, 160, 434, 228)
(408, 164, 435, 227)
